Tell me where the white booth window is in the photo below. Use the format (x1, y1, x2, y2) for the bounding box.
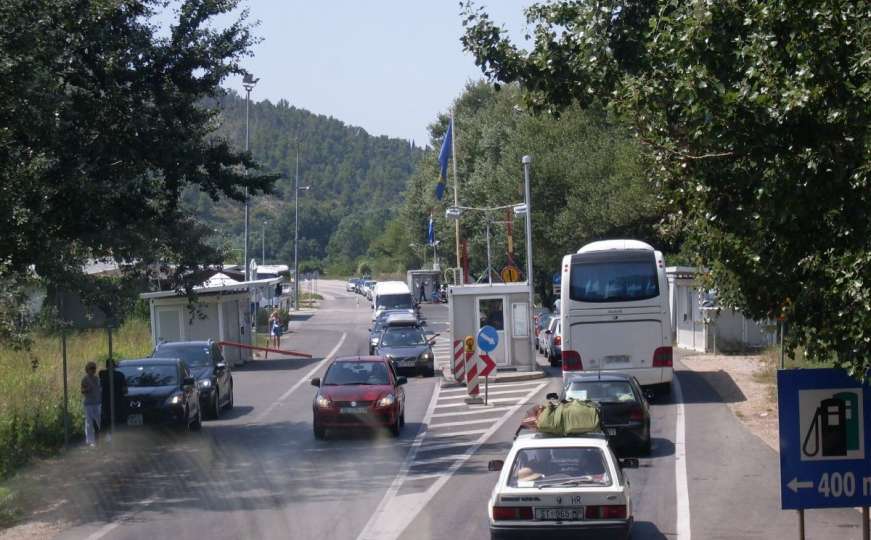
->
(512, 302, 529, 337)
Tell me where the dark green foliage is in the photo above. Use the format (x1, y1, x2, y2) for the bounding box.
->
(0, 0, 276, 342)
(462, 2, 871, 370)
(187, 93, 424, 274)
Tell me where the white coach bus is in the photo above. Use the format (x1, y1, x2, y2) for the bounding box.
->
(559, 239, 673, 394)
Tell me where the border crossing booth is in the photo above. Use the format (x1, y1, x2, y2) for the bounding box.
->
(407, 270, 442, 302)
(448, 283, 534, 380)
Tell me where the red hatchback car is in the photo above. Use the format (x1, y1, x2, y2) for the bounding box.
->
(310, 356, 407, 439)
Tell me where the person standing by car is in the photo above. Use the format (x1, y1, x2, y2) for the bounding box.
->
(80, 362, 101, 447)
(99, 359, 127, 442)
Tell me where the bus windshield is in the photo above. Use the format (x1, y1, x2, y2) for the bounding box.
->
(570, 255, 659, 303)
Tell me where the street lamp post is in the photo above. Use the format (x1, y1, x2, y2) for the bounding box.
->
(522, 155, 535, 371)
(261, 220, 268, 266)
(293, 150, 311, 311)
(242, 73, 259, 281)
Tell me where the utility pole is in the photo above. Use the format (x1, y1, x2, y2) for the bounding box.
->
(242, 73, 258, 280)
(522, 155, 535, 371)
(262, 220, 267, 266)
(294, 150, 300, 311)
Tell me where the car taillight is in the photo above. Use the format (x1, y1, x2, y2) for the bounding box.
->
(585, 505, 627, 519)
(629, 406, 644, 422)
(652, 346, 673, 368)
(554, 335, 561, 346)
(492, 506, 533, 520)
(561, 350, 583, 371)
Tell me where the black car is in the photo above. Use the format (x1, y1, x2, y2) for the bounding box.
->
(151, 340, 234, 419)
(561, 372, 652, 456)
(368, 309, 415, 355)
(375, 323, 435, 376)
(116, 358, 202, 431)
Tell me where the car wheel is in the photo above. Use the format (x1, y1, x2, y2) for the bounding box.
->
(313, 419, 326, 440)
(549, 358, 559, 367)
(390, 416, 401, 437)
(227, 382, 234, 410)
(641, 436, 652, 456)
(191, 405, 202, 432)
(210, 390, 221, 420)
(400, 411, 406, 428)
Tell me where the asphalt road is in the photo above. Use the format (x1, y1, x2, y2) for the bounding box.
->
(41, 279, 862, 540)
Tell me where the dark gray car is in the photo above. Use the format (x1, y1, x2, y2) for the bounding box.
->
(375, 325, 435, 376)
(368, 309, 414, 355)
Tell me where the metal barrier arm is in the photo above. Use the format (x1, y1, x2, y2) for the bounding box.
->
(218, 340, 313, 358)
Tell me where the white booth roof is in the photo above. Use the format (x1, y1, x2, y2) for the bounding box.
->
(140, 276, 284, 300)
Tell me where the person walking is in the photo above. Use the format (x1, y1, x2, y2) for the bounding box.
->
(99, 359, 128, 443)
(80, 362, 101, 448)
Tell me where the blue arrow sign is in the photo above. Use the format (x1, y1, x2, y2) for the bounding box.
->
(778, 368, 871, 510)
(477, 325, 499, 353)
(553, 273, 561, 285)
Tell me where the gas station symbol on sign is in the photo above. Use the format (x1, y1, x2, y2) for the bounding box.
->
(799, 388, 864, 461)
(477, 325, 499, 353)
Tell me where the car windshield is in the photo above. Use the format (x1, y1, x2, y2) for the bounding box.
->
(566, 381, 637, 403)
(323, 361, 389, 386)
(118, 365, 178, 387)
(152, 344, 212, 367)
(380, 327, 426, 347)
(377, 293, 413, 310)
(508, 447, 612, 487)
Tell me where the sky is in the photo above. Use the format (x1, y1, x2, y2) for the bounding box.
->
(161, 1, 533, 146)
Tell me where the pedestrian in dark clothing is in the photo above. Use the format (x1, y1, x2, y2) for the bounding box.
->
(419, 281, 427, 303)
(99, 360, 128, 442)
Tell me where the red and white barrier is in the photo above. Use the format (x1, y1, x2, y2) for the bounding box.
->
(466, 350, 480, 396)
(452, 340, 466, 382)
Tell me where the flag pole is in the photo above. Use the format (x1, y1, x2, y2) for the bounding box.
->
(451, 110, 461, 283)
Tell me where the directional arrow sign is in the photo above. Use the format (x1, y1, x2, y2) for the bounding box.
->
(477, 325, 499, 353)
(787, 478, 814, 493)
(479, 353, 496, 378)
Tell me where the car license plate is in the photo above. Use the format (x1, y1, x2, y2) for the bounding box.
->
(127, 414, 143, 426)
(340, 407, 367, 414)
(605, 427, 617, 436)
(605, 355, 630, 365)
(534, 507, 583, 521)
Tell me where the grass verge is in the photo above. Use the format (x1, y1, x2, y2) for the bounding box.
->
(752, 346, 834, 401)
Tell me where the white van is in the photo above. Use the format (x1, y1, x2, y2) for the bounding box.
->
(372, 281, 415, 321)
(559, 239, 673, 393)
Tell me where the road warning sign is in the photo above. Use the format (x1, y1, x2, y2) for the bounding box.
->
(500, 265, 521, 283)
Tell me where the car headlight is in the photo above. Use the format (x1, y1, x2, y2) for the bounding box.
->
(421, 351, 434, 361)
(370, 338, 379, 345)
(197, 379, 212, 389)
(316, 395, 332, 409)
(378, 394, 396, 407)
(166, 393, 184, 405)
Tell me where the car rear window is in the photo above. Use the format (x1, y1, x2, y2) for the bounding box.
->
(570, 252, 659, 303)
(152, 344, 212, 367)
(118, 365, 178, 387)
(566, 381, 637, 403)
(323, 361, 389, 386)
(508, 447, 611, 487)
(380, 327, 426, 347)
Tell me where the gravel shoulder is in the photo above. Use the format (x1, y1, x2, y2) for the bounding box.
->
(680, 350, 780, 452)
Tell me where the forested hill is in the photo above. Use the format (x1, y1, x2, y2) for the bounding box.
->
(184, 91, 424, 274)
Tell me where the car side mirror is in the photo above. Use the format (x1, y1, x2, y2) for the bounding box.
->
(182, 376, 195, 387)
(396, 376, 407, 386)
(216, 362, 226, 371)
(620, 458, 639, 469)
(545, 330, 552, 334)
(310, 377, 321, 387)
(367, 328, 372, 332)
(488, 460, 504, 472)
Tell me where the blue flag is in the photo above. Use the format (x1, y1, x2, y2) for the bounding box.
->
(427, 214, 435, 245)
(435, 119, 452, 200)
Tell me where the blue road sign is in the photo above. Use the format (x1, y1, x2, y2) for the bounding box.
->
(553, 273, 561, 285)
(477, 325, 499, 353)
(778, 368, 871, 509)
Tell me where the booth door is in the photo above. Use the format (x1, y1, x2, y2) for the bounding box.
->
(156, 307, 182, 343)
(222, 300, 241, 365)
(476, 296, 510, 366)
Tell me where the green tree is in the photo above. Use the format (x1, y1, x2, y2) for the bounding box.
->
(0, 0, 276, 343)
(462, 1, 871, 369)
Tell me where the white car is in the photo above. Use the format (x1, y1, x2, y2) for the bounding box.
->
(487, 432, 636, 540)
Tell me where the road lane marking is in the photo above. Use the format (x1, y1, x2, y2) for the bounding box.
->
(255, 332, 347, 422)
(434, 397, 532, 409)
(439, 381, 543, 395)
(419, 428, 488, 440)
(405, 454, 469, 466)
(674, 373, 692, 540)
(414, 441, 477, 453)
(427, 418, 497, 429)
(83, 498, 156, 540)
(430, 406, 514, 418)
(356, 381, 546, 540)
(437, 388, 538, 401)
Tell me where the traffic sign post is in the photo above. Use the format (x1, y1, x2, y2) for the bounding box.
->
(778, 368, 871, 539)
(476, 326, 499, 404)
(464, 335, 482, 403)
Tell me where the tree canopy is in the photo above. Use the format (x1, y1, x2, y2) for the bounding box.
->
(0, 0, 275, 342)
(462, 1, 871, 370)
